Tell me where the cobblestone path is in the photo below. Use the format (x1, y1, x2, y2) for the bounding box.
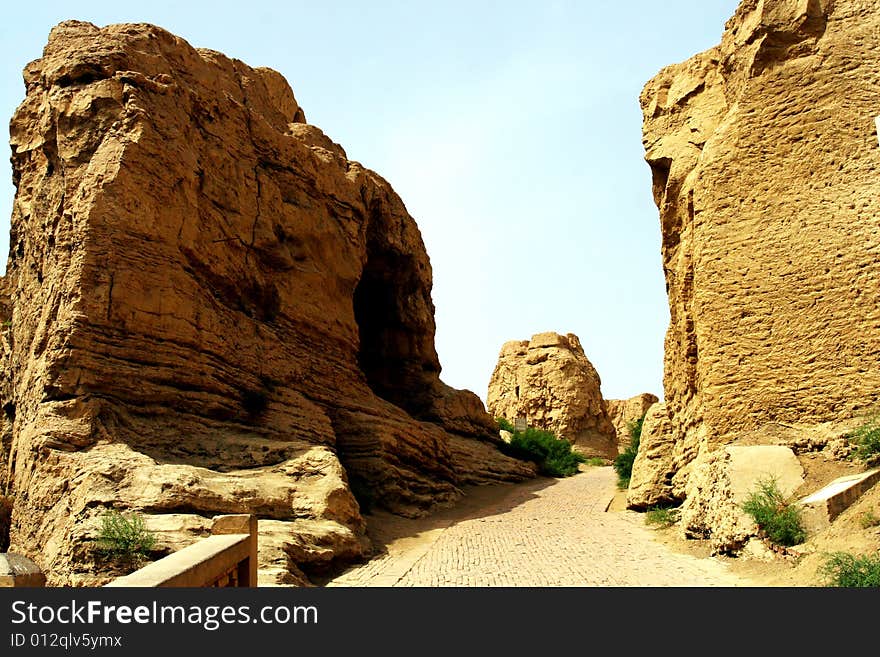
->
(327, 466, 755, 587)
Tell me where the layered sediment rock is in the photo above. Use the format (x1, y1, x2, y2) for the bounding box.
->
(486, 332, 616, 459)
(605, 393, 658, 453)
(0, 21, 533, 585)
(634, 0, 880, 510)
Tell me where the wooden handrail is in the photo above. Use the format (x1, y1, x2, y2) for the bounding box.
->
(106, 514, 257, 587)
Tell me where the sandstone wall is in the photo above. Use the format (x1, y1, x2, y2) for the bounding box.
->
(0, 21, 533, 585)
(605, 393, 658, 453)
(635, 0, 880, 505)
(486, 332, 617, 459)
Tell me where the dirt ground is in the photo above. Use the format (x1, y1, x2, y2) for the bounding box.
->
(629, 475, 880, 587)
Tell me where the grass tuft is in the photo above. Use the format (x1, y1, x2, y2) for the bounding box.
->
(848, 415, 880, 465)
(645, 505, 680, 528)
(860, 510, 880, 530)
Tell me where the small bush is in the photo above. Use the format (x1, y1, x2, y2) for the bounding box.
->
(505, 427, 586, 477)
(612, 453, 635, 489)
(848, 415, 880, 464)
(583, 457, 606, 467)
(741, 477, 807, 547)
(819, 552, 880, 587)
(859, 510, 880, 529)
(613, 414, 644, 489)
(496, 417, 515, 434)
(645, 506, 680, 528)
(96, 510, 156, 565)
(542, 449, 587, 478)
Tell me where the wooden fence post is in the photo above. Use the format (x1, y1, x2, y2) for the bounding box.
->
(211, 514, 258, 587)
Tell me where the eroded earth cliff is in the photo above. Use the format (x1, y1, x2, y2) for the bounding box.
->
(632, 0, 880, 522)
(605, 393, 658, 453)
(0, 21, 534, 585)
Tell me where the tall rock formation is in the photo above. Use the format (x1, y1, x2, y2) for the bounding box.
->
(486, 332, 617, 459)
(633, 0, 880, 507)
(605, 393, 658, 453)
(0, 21, 534, 585)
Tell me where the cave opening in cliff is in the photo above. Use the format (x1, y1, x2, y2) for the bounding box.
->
(649, 156, 672, 206)
(353, 245, 436, 419)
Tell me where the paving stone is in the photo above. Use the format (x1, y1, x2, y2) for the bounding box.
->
(328, 467, 752, 587)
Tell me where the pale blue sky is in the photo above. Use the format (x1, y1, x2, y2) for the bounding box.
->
(0, 1, 740, 403)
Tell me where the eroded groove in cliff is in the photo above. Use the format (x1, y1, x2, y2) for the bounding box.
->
(648, 156, 672, 207)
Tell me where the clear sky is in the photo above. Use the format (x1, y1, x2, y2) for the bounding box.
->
(0, 1, 740, 404)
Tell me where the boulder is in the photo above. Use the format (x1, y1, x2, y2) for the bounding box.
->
(626, 402, 685, 508)
(487, 332, 616, 459)
(680, 445, 804, 553)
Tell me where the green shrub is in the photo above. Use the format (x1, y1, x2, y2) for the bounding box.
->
(583, 457, 606, 467)
(496, 417, 515, 434)
(848, 415, 880, 464)
(96, 510, 156, 565)
(645, 506, 680, 528)
(505, 427, 586, 477)
(542, 449, 587, 478)
(613, 414, 644, 489)
(819, 552, 880, 587)
(741, 477, 807, 547)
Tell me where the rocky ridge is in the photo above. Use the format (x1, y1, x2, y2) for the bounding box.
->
(0, 20, 534, 585)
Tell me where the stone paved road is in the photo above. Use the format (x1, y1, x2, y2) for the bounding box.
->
(327, 466, 755, 587)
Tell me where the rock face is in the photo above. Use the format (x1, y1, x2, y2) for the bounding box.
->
(0, 21, 534, 585)
(605, 393, 658, 453)
(635, 0, 880, 507)
(486, 332, 616, 459)
(626, 402, 684, 509)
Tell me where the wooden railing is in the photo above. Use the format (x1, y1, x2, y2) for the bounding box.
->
(106, 514, 257, 588)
